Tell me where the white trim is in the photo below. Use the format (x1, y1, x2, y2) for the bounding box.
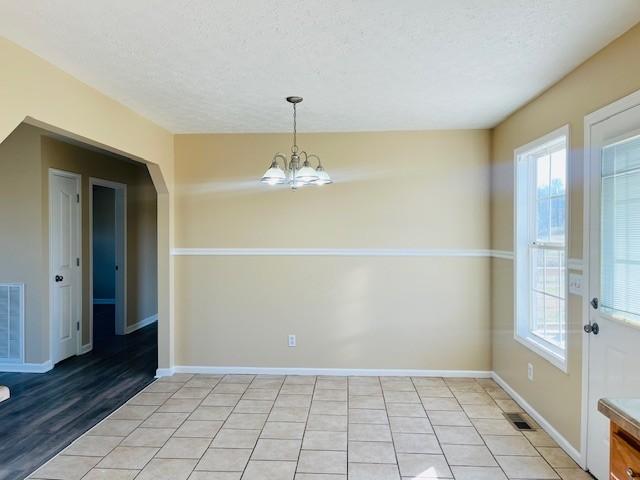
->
(567, 258, 584, 271)
(492, 372, 584, 468)
(89, 177, 128, 347)
(172, 248, 514, 259)
(513, 125, 571, 374)
(155, 367, 176, 378)
(490, 250, 514, 260)
(157, 365, 493, 378)
(93, 298, 115, 305)
(581, 88, 640, 473)
(0, 360, 53, 373)
(79, 343, 92, 355)
(513, 335, 568, 372)
(48, 168, 82, 365)
(125, 314, 158, 335)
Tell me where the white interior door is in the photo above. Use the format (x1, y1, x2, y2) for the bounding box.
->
(587, 102, 640, 480)
(50, 169, 81, 364)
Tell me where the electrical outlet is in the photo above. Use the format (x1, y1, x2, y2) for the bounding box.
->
(288, 335, 296, 347)
(527, 363, 534, 381)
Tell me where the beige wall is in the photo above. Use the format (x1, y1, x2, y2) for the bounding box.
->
(0, 124, 157, 362)
(0, 37, 174, 368)
(490, 23, 640, 450)
(174, 130, 492, 370)
(0, 124, 47, 362)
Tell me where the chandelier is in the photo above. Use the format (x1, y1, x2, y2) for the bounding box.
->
(260, 96, 332, 189)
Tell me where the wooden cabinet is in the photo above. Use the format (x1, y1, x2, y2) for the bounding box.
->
(611, 423, 640, 480)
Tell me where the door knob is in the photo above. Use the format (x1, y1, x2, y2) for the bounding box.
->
(54, 275, 64, 282)
(626, 468, 639, 479)
(584, 322, 599, 335)
(591, 297, 599, 309)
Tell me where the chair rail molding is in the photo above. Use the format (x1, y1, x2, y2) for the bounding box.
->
(172, 247, 515, 259)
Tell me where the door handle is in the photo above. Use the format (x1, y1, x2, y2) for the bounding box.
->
(584, 322, 599, 335)
(627, 468, 640, 479)
(591, 297, 598, 309)
(55, 275, 64, 282)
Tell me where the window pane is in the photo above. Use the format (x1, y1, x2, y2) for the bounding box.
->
(531, 292, 546, 335)
(550, 148, 566, 196)
(536, 152, 550, 196)
(536, 198, 550, 242)
(532, 248, 545, 292)
(602, 136, 640, 323)
(549, 196, 565, 243)
(544, 250, 561, 297)
(532, 294, 562, 348)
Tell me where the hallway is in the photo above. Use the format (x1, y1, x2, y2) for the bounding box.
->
(0, 310, 157, 480)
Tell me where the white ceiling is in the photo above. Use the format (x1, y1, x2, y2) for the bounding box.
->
(1, 1, 639, 133)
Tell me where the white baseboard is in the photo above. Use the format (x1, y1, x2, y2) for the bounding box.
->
(491, 372, 585, 468)
(125, 314, 158, 334)
(156, 365, 492, 378)
(0, 360, 53, 373)
(155, 367, 176, 378)
(79, 343, 93, 354)
(93, 298, 115, 305)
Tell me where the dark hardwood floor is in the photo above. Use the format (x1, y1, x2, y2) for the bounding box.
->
(0, 305, 157, 480)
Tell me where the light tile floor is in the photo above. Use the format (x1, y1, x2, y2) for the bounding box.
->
(28, 374, 593, 480)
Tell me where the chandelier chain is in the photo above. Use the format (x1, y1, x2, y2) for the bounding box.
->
(292, 102, 297, 153)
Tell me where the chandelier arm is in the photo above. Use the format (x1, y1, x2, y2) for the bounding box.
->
(273, 153, 289, 171)
(306, 153, 321, 168)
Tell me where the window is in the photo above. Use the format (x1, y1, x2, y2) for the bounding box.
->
(515, 126, 569, 371)
(601, 133, 640, 325)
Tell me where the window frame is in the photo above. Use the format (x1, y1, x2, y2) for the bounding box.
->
(514, 124, 570, 373)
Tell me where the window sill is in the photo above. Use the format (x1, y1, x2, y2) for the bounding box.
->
(514, 333, 568, 373)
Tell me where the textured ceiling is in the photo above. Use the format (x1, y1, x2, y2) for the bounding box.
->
(1, 1, 639, 133)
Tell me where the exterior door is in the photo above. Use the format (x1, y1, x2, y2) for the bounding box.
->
(586, 102, 640, 479)
(50, 169, 81, 364)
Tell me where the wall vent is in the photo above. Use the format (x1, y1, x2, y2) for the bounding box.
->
(504, 412, 535, 431)
(0, 284, 24, 362)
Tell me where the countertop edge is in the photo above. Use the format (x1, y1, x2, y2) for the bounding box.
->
(599, 398, 640, 441)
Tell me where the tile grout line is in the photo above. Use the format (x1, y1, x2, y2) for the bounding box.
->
(471, 378, 511, 480)
(81, 373, 206, 479)
(295, 374, 318, 476)
(140, 374, 211, 477)
(230, 374, 282, 478)
(379, 376, 403, 478)
(413, 376, 451, 479)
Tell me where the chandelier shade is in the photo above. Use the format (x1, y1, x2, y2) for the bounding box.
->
(259, 97, 332, 190)
(260, 160, 287, 185)
(314, 165, 333, 185)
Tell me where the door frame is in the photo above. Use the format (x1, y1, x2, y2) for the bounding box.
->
(581, 88, 640, 471)
(48, 168, 82, 364)
(89, 177, 127, 349)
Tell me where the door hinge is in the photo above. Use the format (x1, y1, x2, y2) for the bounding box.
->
(76, 322, 80, 331)
(76, 193, 80, 203)
(76, 258, 80, 267)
